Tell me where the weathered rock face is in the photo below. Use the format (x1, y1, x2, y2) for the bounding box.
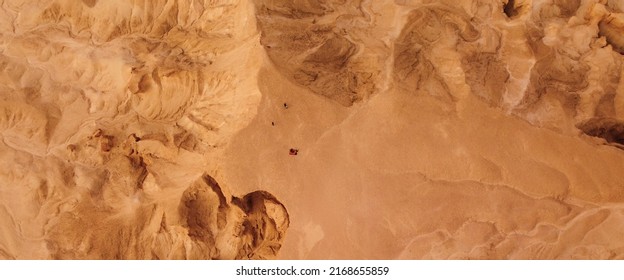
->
(2, 0, 624, 260)
(254, 0, 384, 106)
(46, 174, 288, 259)
(0, 0, 284, 259)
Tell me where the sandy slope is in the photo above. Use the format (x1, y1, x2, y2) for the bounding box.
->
(1, 0, 624, 259)
(223, 66, 624, 258)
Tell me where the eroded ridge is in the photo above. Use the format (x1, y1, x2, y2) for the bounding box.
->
(254, 0, 384, 106)
(0, 0, 273, 259)
(46, 173, 288, 259)
(389, 0, 624, 137)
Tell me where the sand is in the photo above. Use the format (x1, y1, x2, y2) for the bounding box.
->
(1, 0, 624, 259)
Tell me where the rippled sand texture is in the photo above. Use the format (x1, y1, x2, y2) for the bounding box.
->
(1, 0, 624, 259)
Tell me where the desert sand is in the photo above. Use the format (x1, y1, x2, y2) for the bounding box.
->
(1, 0, 624, 259)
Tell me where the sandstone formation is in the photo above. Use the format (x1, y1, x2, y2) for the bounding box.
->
(1, 0, 624, 259)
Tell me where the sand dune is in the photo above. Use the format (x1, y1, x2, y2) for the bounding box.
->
(1, 0, 624, 259)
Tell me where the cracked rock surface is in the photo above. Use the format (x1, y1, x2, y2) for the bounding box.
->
(2, 0, 624, 259)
